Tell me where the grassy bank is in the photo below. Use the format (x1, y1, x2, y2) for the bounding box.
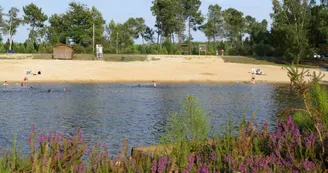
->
(222, 56, 328, 69)
(31, 54, 148, 62)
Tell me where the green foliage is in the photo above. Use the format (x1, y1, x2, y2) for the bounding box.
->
(106, 18, 147, 53)
(160, 95, 211, 169)
(48, 2, 105, 47)
(253, 42, 274, 56)
(23, 3, 48, 43)
(25, 39, 37, 53)
(1, 7, 21, 51)
(223, 8, 245, 44)
(201, 4, 224, 51)
(310, 83, 328, 116)
(293, 111, 315, 130)
(271, 0, 311, 64)
(73, 44, 87, 54)
(160, 47, 168, 54)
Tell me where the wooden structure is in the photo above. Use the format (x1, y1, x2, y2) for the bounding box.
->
(199, 44, 207, 55)
(179, 44, 189, 55)
(53, 44, 73, 60)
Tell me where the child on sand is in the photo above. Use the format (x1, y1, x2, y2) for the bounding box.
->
(251, 74, 256, 84)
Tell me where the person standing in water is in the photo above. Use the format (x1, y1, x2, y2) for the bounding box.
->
(3, 81, 8, 86)
(153, 81, 157, 88)
(23, 77, 28, 85)
(63, 88, 67, 92)
(251, 73, 256, 84)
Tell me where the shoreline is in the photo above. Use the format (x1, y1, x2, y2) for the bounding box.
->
(3, 79, 291, 85)
(1, 58, 327, 85)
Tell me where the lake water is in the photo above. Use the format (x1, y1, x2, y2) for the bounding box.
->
(0, 83, 302, 155)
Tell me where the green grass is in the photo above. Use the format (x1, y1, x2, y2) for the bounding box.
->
(221, 56, 326, 69)
(32, 54, 53, 60)
(103, 54, 147, 62)
(221, 56, 280, 65)
(0, 57, 14, 60)
(32, 54, 147, 62)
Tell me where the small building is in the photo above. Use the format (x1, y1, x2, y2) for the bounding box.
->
(53, 44, 73, 60)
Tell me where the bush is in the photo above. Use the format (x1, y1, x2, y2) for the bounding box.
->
(253, 42, 274, 56)
(72, 44, 86, 54)
(160, 95, 211, 169)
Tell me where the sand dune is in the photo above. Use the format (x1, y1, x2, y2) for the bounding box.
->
(0, 56, 327, 84)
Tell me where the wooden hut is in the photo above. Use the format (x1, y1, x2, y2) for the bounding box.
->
(53, 44, 73, 60)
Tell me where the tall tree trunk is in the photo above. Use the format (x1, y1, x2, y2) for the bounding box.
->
(9, 19, 13, 51)
(213, 36, 216, 52)
(157, 33, 160, 51)
(188, 17, 191, 55)
(178, 30, 182, 53)
(159, 35, 162, 51)
(172, 34, 175, 54)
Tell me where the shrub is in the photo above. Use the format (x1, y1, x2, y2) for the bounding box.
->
(160, 95, 211, 170)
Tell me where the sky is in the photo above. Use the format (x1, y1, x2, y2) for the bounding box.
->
(1, 0, 273, 43)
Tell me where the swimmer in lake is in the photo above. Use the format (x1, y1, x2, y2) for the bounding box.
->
(29, 87, 33, 91)
(153, 81, 157, 88)
(48, 89, 52, 92)
(63, 88, 67, 92)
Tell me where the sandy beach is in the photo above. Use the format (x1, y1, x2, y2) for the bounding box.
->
(0, 56, 327, 84)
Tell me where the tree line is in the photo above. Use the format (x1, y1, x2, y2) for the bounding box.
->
(0, 0, 328, 63)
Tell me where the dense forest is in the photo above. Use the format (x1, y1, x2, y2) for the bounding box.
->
(0, 0, 328, 64)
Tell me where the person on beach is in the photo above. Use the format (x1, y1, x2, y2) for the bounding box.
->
(251, 73, 256, 84)
(23, 77, 28, 85)
(251, 67, 256, 74)
(3, 81, 8, 86)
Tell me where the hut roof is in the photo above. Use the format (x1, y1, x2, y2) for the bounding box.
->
(53, 44, 72, 49)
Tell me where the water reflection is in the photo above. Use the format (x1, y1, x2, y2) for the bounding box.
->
(0, 83, 301, 155)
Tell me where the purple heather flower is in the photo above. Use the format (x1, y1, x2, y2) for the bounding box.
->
(262, 121, 269, 131)
(157, 156, 169, 173)
(305, 134, 315, 148)
(210, 152, 216, 161)
(197, 164, 209, 173)
(246, 122, 253, 134)
(196, 152, 202, 165)
(303, 160, 316, 171)
(238, 164, 247, 172)
(287, 116, 294, 130)
(183, 154, 195, 173)
(31, 124, 35, 134)
(77, 128, 83, 141)
(151, 160, 157, 173)
(224, 154, 235, 167)
(39, 133, 47, 143)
